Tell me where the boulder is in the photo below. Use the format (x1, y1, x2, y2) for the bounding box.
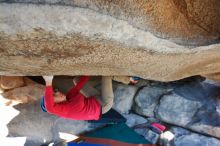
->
(1, 76, 24, 90)
(123, 113, 148, 128)
(134, 85, 170, 117)
(4, 0, 220, 46)
(2, 84, 44, 104)
(0, 99, 90, 146)
(157, 81, 220, 138)
(0, 3, 220, 81)
(113, 83, 138, 114)
(135, 128, 160, 144)
(123, 113, 160, 144)
(133, 79, 220, 138)
(160, 127, 220, 146)
(157, 93, 202, 126)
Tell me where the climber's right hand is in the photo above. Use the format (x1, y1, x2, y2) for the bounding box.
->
(42, 76, 54, 86)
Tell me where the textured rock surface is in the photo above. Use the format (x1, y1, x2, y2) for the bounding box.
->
(158, 81, 220, 138)
(0, 99, 90, 146)
(4, 0, 220, 45)
(161, 127, 220, 146)
(124, 113, 160, 144)
(2, 83, 44, 104)
(135, 128, 160, 144)
(133, 79, 220, 138)
(157, 93, 202, 126)
(134, 85, 170, 117)
(0, 2, 220, 81)
(123, 113, 148, 128)
(1, 76, 24, 90)
(113, 83, 138, 114)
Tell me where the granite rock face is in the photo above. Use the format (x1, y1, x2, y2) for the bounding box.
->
(160, 127, 220, 146)
(113, 83, 138, 114)
(0, 2, 220, 81)
(123, 113, 148, 128)
(134, 79, 220, 138)
(2, 84, 44, 104)
(4, 0, 220, 46)
(134, 85, 170, 117)
(157, 93, 202, 126)
(2, 99, 90, 146)
(135, 128, 160, 144)
(1, 76, 24, 90)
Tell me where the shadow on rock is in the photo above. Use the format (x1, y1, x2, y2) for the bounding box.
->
(6, 100, 90, 146)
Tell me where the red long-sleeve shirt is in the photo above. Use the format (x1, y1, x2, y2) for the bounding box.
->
(44, 76, 101, 120)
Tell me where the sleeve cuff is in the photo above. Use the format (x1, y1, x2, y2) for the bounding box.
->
(45, 86, 53, 91)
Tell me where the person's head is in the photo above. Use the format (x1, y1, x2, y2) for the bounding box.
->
(53, 90, 66, 103)
(40, 90, 66, 112)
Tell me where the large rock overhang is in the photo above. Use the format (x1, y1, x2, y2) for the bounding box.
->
(0, 2, 220, 81)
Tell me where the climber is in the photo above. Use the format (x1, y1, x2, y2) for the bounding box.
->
(41, 75, 114, 120)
